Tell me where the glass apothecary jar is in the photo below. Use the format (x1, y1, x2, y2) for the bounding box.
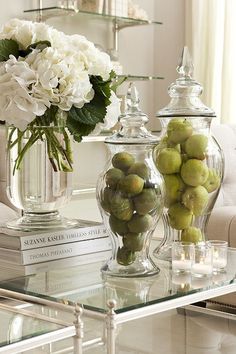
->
(96, 84, 165, 277)
(153, 47, 224, 262)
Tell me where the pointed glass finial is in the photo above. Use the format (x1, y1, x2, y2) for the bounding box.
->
(157, 46, 215, 117)
(176, 46, 194, 77)
(105, 83, 157, 144)
(126, 82, 141, 113)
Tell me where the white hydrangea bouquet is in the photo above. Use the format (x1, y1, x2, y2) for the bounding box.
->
(0, 19, 121, 172)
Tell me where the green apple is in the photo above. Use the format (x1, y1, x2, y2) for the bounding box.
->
(117, 247, 136, 266)
(109, 215, 128, 236)
(123, 233, 144, 252)
(110, 194, 133, 221)
(168, 202, 193, 230)
(128, 162, 150, 180)
(181, 226, 203, 244)
(112, 152, 135, 172)
(133, 188, 158, 215)
(185, 134, 208, 160)
(163, 174, 185, 207)
(181, 159, 209, 186)
(118, 174, 144, 196)
(167, 118, 193, 144)
(203, 168, 221, 193)
(105, 168, 125, 189)
(156, 148, 182, 174)
(128, 214, 153, 233)
(182, 185, 209, 216)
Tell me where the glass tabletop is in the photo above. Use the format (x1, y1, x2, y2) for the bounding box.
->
(0, 249, 235, 315)
(0, 306, 63, 348)
(0, 248, 236, 313)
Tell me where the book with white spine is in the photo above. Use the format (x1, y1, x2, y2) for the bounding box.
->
(0, 249, 111, 277)
(0, 236, 111, 265)
(0, 220, 107, 250)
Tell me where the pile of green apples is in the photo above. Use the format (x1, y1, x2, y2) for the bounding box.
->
(155, 118, 221, 244)
(100, 151, 160, 266)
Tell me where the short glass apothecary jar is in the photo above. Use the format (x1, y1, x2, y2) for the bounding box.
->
(97, 84, 165, 277)
(153, 47, 224, 262)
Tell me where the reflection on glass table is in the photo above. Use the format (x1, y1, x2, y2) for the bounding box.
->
(0, 249, 235, 315)
(0, 249, 235, 353)
(0, 301, 76, 353)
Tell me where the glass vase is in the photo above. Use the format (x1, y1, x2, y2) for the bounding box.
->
(153, 47, 224, 261)
(96, 84, 165, 278)
(6, 121, 78, 231)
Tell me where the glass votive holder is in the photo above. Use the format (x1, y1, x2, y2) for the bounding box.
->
(209, 240, 228, 273)
(192, 242, 213, 278)
(171, 242, 195, 274)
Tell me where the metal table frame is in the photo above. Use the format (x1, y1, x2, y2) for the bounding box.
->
(0, 277, 235, 354)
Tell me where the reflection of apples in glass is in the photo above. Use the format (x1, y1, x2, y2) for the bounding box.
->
(181, 226, 203, 244)
(203, 168, 221, 193)
(164, 174, 185, 207)
(182, 185, 209, 216)
(168, 202, 193, 230)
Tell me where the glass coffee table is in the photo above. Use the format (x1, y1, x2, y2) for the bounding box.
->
(0, 248, 235, 353)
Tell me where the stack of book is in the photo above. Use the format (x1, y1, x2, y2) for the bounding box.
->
(0, 220, 111, 278)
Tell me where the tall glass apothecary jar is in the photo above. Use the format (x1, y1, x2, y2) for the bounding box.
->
(97, 84, 165, 277)
(153, 47, 224, 261)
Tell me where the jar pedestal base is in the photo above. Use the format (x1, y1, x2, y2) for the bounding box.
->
(101, 258, 160, 278)
(153, 244, 172, 262)
(6, 211, 79, 231)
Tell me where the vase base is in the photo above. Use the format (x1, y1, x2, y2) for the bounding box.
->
(101, 258, 160, 278)
(6, 211, 79, 232)
(153, 244, 172, 262)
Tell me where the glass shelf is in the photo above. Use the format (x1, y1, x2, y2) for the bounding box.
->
(24, 6, 162, 29)
(118, 74, 164, 81)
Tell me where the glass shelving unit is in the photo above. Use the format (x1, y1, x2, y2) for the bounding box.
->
(23, 4, 163, 82)
(23, 6, 162, 29)
(118, 74, 164, 81)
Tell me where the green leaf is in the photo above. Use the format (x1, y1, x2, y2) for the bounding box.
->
(20, 40, 51, 58)
(68, 94, 106, 126)
(67, 72, 121, 141)
(67, 118, 95, 143)
(0, 39, 19, 61)
(28, 40, 51, 51)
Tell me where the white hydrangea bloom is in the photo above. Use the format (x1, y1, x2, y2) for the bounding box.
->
(0, 56, 48, 130)
(0, 19, 35, 49)
(69, 34, 112, 81)
(0, 19, 120, 132)
(26, 47, 94, 111)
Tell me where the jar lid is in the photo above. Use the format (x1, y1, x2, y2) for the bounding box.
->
(106, 83, 158, 145)
(157, 47, 216, 117)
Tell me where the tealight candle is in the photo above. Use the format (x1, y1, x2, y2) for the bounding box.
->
(172, 242, 195, 273)
(192, 243, 213, 278)
(192, 262, 213, 275)
(209, 240, 228, 272)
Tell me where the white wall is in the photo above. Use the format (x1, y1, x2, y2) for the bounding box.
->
(154, 0, 186, 130)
